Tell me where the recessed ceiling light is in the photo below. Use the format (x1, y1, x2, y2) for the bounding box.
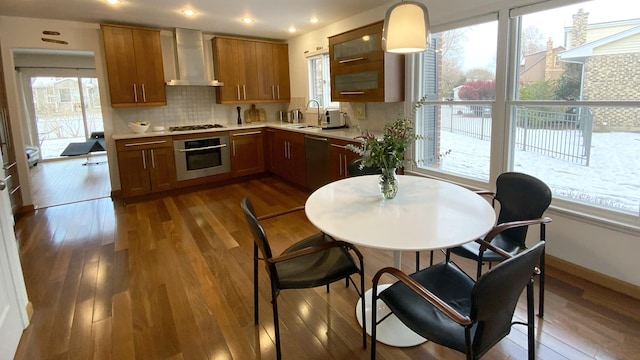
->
(182, 9, 195, 16)
(241, 17, 254, 24)
(288, 27, 297, 33)
(310, 17, 319, 24)
(106, 0, 120, 4)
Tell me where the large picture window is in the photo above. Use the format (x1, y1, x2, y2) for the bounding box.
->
(415, 18, 498, 183)
(509, 0, 640, 216)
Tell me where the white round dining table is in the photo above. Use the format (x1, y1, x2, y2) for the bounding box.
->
(305, 175, 496, 347)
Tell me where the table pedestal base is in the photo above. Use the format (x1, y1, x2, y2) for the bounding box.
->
(356, 284, 427, 347)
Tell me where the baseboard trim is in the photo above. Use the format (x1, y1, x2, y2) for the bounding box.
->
(546, 254, 640, 300)
(25, 301, 33, 321)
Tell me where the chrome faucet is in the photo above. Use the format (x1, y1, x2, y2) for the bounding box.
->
(306, 99, 322, 126)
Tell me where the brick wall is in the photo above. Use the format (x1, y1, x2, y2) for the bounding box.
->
(583, 54, 640, 130)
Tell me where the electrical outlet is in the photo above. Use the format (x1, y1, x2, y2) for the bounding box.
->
(353, 103, 366, 120)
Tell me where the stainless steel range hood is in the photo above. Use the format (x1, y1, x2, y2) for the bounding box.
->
(166, 28, 223, 86)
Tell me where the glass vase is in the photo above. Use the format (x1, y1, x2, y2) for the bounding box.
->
(379, 167, 399, 199)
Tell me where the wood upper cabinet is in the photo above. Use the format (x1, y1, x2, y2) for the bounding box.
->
(101, 24, 166, 107)
(329, 139, 361, 181)
(213, 37, 290, 103)
(116, 137, 176, 198)
(230, 129, 265, 177)
(329, 21, 404, 103)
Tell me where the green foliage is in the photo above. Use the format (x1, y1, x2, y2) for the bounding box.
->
(555, 63, 582, 100)
(347, 96, 428, 170)
(519, 80, 557, 100)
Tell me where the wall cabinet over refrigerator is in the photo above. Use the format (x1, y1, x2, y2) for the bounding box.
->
(212, 37, 290, 103)
(101, 24, 166, 107)
(329, 21, 404, 103)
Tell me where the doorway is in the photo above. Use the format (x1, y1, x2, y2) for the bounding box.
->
(15, 50, 110, 208)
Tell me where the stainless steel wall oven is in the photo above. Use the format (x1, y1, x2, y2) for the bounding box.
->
(174, 134, 230, 181)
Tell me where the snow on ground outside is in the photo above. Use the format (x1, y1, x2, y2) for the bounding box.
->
(429, 131, 640, 214)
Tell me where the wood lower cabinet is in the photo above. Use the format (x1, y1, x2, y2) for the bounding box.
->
(230, 129, 265, 177)
(270, 129, 306, 187)
(329, 139, 361, 181)
(101, 24, 166, 107)
(116, 137, 176, 197)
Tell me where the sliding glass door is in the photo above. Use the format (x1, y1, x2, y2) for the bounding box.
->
(28, 75, 103, 159)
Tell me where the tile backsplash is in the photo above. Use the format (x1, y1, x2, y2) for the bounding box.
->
(111, 87, 286, 134)
(111, 86, 405, 134)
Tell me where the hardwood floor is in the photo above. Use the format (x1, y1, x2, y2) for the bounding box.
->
(13, 177, 640, 359)
(28, 154, 110, 209)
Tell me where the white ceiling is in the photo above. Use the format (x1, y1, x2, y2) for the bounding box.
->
(0, 0, 393, 40)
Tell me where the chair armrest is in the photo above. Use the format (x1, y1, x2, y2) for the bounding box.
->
(267, 240, 362, 264)
(257, 205, 305, 221)
(483, 217, 552, 243)
(475, 239, 512, 259)
(372, 267, 472, 326)
(475, 190, 495, 197)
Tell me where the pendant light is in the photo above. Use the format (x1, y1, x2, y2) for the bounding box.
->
(382, 0, 430, 53)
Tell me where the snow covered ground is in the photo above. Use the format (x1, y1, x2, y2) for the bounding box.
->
(428, 130, 640, 215)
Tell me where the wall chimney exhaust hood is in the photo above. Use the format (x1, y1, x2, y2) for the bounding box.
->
(166, 28, 223, 86)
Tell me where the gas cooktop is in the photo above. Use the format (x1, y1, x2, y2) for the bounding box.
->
(169, 124, 225, 132)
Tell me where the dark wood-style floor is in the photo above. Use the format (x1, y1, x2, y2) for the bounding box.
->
(13, 177, 640, 359)
(29, 154, 110, 209)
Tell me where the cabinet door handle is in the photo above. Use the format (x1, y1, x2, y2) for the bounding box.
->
(125, 140, 167, 147)
(277, 85, 280, 99)
(343, 154, 349, 176)
(141, 150, 146, 169)
(141, 84, 147, 102)
(237, 85, 241, 100)
(339, 154, 343, 177)
(340, 91, 365, 95)
(283, 142, 287, 158)
(176, 144, 227, 153)
(330, 143, 348, 149)
(271, 85, 275, 100)
(133, 84, 138, 102)
(243, 85, 247, 100)
(305, 135, 328, 142)
(232, 131, 262, 137)
(150, 149, 155, 168)
(232, 140, 236, 156)
(9, 184, 20, 195)
(339, 56, 365, 64)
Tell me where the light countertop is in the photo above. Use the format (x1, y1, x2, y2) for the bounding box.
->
(112, 122, 364, 142)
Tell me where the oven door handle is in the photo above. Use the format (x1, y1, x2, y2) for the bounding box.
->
(176, 144, 227, 153)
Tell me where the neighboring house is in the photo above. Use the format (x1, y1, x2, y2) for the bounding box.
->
(519, 39, 565, 84)
(31, 77, 81, 113)
(560, 9, 640, 130)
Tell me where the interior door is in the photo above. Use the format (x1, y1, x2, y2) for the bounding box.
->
(0, 150, 29, 358)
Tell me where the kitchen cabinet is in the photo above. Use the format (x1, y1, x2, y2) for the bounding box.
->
(101, 24, 166, 107)
(329, 139, 361, 181)
(328, 21, 404, 103)
(230, 129, 265, 177)
(0, 46, 22, 215)
(116, 137, 175, 197)
(212, 37, 290, 103)
(269, 129, 306, 187)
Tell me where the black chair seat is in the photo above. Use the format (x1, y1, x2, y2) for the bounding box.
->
(379, 262, 476, 353)
(277, 233, 360, 289)
(448, 233, 521, 262)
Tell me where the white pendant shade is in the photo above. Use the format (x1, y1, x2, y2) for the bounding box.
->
(382, 1, 430, 54)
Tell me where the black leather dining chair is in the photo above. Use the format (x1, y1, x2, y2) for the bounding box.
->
(446, 172, 552, 316)
(371, 241, 545, 360)
(240, 197, 366, 360)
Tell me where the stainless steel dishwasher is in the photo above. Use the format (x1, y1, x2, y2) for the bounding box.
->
(304, 134, 330, 191)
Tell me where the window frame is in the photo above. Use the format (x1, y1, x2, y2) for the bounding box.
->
(405, 2, 640, 230)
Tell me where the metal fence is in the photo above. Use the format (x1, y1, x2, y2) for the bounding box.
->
(440, 104, 593, 165)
